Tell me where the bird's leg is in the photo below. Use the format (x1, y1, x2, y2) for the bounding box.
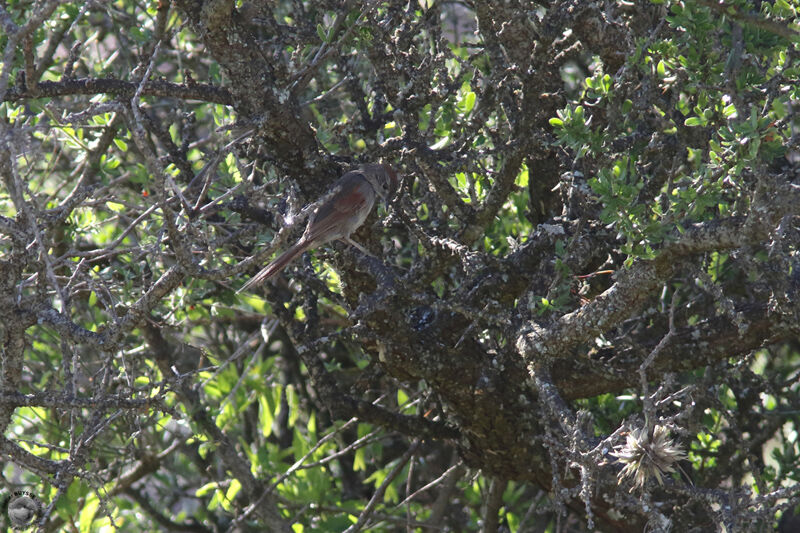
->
(343, 237, 409, 274)
(343, 237, 376, 259)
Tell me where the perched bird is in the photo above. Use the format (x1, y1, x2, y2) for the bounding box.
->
(239, 163, 398, 292)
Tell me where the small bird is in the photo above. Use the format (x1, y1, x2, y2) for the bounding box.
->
(239, 163, 399, 292)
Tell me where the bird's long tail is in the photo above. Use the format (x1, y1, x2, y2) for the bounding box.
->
(238, 240, 311, 293)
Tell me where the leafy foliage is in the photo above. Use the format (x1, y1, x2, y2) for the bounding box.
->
(1, 1, 799, 532)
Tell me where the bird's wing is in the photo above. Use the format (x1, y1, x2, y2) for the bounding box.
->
(304, 172, 371, 242)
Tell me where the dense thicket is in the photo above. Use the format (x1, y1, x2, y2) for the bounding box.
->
(1, 1, 799, 531)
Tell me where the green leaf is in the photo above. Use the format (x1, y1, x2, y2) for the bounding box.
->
(225, 478, 242, 506)
(353, 447, 366, 471)
(622, 99, 633, 114)
(316, 23, 328, 43)
(397, 389, 409, 406)
(773, 0, 796, 17)
(196, 481, 219, 497)
(78, 493, 99, 533)
(259, 393, 274, 437)
(463, 90, 476, 113)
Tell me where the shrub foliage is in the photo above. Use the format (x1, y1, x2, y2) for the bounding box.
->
(1, 1, 799, 531)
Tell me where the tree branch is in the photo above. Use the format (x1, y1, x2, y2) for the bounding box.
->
(3, 78, 234, 105)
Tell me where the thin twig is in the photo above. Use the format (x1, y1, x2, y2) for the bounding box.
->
(396, 461, 464, 507)
(344, 440, 422, 533)
(639, 288, 679, 433)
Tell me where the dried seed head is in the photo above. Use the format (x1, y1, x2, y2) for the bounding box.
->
(613, 425, 686, 491)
